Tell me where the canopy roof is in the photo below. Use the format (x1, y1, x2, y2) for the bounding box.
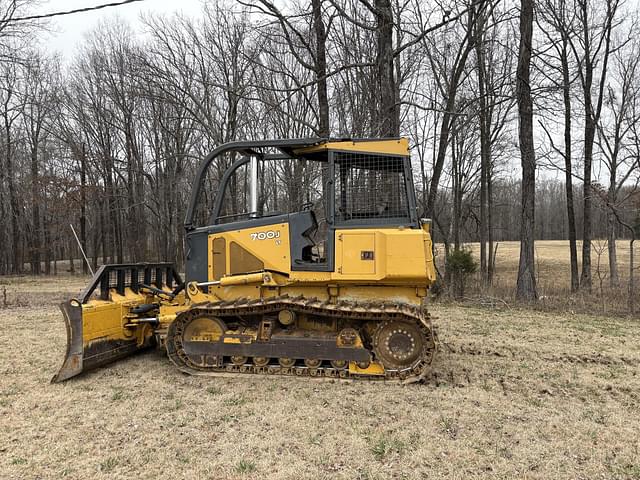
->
(291, 138, 409, 157)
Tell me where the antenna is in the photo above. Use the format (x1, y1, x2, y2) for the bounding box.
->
(70, 224, 94, 276)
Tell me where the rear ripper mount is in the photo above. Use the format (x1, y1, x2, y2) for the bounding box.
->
(52, 263, 183, 383)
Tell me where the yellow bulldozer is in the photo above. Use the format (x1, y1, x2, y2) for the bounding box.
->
(53, 138, 438, 384)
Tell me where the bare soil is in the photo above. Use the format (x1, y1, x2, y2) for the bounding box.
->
(1, 275, 639, 479)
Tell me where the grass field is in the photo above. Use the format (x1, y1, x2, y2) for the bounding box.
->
(434, 240, 640, 315)
(1, 275, 639, 479)
(436, 239, 640, 288)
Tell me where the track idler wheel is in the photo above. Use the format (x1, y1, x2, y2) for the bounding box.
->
(167, 313, 227, 371)
(372, 320, 427, 370)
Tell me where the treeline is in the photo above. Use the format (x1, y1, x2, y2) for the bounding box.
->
(0, 0, 639, 298)
(440, 179, 638, 245)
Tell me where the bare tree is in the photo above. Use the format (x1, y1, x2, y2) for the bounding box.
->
(0, 60, 23, 272)
(516, 0, 537, 300)
(0, 1, 41, 63)
(424, 1, 487, 220)
(474, 3, 515, 285)
(595, 34, 640, 286)
(19, 51, 60, 273)
(536, 0, 581, 291)
(568, 0, 622, 291)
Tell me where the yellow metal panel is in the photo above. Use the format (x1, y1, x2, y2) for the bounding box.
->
(83, 303, 128, 342)
(201, 281, 423, 307)
(208, 223, 290, 280)
(294, 138, 409, 156)
(422, 237, 437, 283)
(82, 288, 146, 342)
(202, 223, 436, 292)
(229, 241, 264, 274)
(212, 237, 226, 280)
(384, 230, 430, 280)
(349, 361, 385, 375)
(332, 228, 436, 284)
(288, 271, 333, 283)
(339, 232, 376, 275)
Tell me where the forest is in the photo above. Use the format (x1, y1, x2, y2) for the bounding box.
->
(1, 0, 639, 301)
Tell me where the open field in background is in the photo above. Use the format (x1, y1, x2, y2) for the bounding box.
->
(1, 276, 639, 479)
(434, 240, 640, 314)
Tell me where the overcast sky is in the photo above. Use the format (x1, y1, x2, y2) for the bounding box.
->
(38, 0, 640, 58)
(40, 0, 203, 56)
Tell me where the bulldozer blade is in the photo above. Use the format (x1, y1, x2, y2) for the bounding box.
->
(52, 263, 182, 383)
(51, 300, 150, 383)
(51, 301, 83, 382)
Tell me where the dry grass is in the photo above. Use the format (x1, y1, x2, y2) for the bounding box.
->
(435, 239, 640, 286)
(435, 240, 640, 314)
(1, 275, 639, 479)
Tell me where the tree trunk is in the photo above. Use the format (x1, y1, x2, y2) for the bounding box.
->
(516, 0, 537, 301)
(581, 118, 594, 291)
(607, 145, 619, 287)
(101, 198, 108, 265)
(312, 0, 329, 138)
(475, 11, 490, 285)
(80, 144, 88, 274)
(92, 219, 100, 272)
(69, 241, 75, 274)
(579, 0, 594, 291)
(125, 121, 136, 262)
(488, 163, 495, 282)
(629, 238, 635, 314)
(4, 111, 21, 273)
(561, 38, 579, 292)
(452, 134, 461, 251)
(43, 213, 51, 275)
(374, 0, 399, 137)
(608, 209, 619, 287)
(30, 142, 41, 274)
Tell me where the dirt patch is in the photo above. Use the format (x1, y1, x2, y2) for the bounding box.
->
(1, 276, 639, 479)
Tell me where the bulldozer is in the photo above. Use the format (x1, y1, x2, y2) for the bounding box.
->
(52, 138, 437, 384)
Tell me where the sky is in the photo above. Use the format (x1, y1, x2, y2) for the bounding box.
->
(38, 0, 203, 56)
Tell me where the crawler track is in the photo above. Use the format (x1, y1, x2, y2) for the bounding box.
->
(165, 295, 437, 383)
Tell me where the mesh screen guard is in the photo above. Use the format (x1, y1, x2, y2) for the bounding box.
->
(333, 152, 410, 223)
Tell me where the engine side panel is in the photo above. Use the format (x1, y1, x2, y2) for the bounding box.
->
(332, 228, 434, 283)
(208, 222, 291, 279)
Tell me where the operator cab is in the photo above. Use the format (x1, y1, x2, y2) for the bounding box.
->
(184, 138, 419, 282)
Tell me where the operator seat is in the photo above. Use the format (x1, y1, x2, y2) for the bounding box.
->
(288, 210, 319, 265)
